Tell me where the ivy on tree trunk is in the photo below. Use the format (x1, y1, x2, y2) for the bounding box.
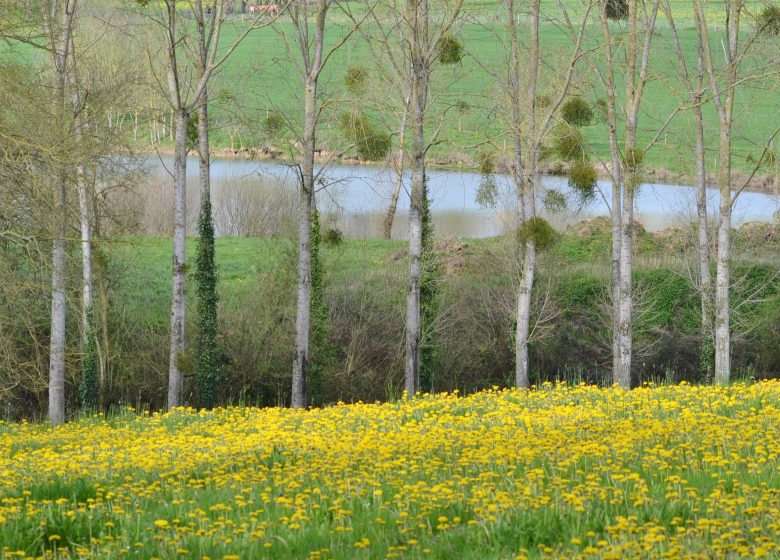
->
(308, 208, 331, 406)
(78, 309, 99, 411)
(419, 177, 440, 393)
(195, 194, 220, 409)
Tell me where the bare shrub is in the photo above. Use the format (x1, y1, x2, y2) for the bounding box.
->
(212, 176, 297, 237)
(104, 167, 298, 237)
(327, 268, 406, 402)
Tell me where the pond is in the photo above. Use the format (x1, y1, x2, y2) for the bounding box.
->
(147, 156, 780, 238)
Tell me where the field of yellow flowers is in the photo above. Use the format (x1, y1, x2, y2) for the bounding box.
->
(2, 382, 780, 559)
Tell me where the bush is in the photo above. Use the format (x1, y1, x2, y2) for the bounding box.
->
(262, 112, 285, 138)
(553, 126, 585, 162)
(437, 34, 464, 65)
(344, 66, 369, 95)
(757, 6, 780, 35)
(561, 97, 594, 127)
(338, 111, 391, 161)
(517, 217, 557, 251)
(605, 0, 628, 20)
(622, 147, 644, 172)
(323, 228, 344, 246)
(568, 161, 598, 201)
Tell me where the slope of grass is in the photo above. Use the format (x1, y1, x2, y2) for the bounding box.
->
(6, 1, 775, 177)
(196, 4, 780, 177)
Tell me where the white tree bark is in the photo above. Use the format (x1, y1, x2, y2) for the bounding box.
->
(694, 68, 713, 379)
(515, 235, 535, 387)
(599, 0, 658, 387)
(290, 0, 329, 409)
(70, 35, 93, 347)
(383, 98, 409, 240)
(505, 0, 588, 387)
(404, 1, 428, 397)
(665, 1, 713, 378)
(616, 174, 634, 386)
(160, 0, 237, 408)
(45, 0, 77, 425)
(694, 0, 740, 384)
(714, 177, 731, 385)
(615, 0, 639, 388)
(508, 0, 539, 389)
(598, 2, 625, 386)
(292, 79, 317, 409)
(49, 186, 68, 426)
(198, 98, 211, 200)
(167, 108, 188, 409)
(77, 169, 92, 337)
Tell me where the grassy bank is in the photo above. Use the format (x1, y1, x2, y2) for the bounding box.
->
(4, 1, 778, 181)
(161, 3, 780, 180)
(2, 382, 780, 558)
(1, 219, 779, 417)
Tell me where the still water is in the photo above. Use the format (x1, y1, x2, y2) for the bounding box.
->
(150, 156, 780, 238)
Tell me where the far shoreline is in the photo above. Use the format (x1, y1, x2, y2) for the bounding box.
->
(141, 144, 780, 197)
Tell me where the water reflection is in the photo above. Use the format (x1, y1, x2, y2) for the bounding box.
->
(145, 156, 780, 238)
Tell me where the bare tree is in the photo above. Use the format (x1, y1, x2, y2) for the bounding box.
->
(594, 0, 660, 387)
(693, 0, 780, 383)
(663, 0, 713, 380)
(398, 0, 464, 397)
(383, 100, 410, 239)
(42, 0, 77, 425)
(140, 0, 267, 408)
(284, 0, 365, 408)
(499, 0, 592, 387)
(360, 12, 414, 240)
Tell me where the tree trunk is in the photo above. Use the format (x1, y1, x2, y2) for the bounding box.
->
(694, 0, 739, 385)
(74, 109, 99, 409)
(91, 195, 110, 405)
(167, 108, 188, 409)
(77, 172, 92, 334)
(383, 100, 409, 239)
(95, 245, 110, 401)
(666, 0, 713, 381)
(515, 235, 535, 388)
(194, 0, 221, 409)
(195, 90, 220, 409)
(49, 181, 68, 425)
(292, 80, 317, 409)
(616, 178, 634, 387)
(714, 134, 731, 384)
(73, 88, 92, 339)
(198, 100, 210, 205)
(598, 5, 624, 385)
(694, 94, 713, 381)
(511, 0, 540, 389)
(404, 52, 426, 398)
(47, 0, 76, 426)
(614, 0, 638, 389)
